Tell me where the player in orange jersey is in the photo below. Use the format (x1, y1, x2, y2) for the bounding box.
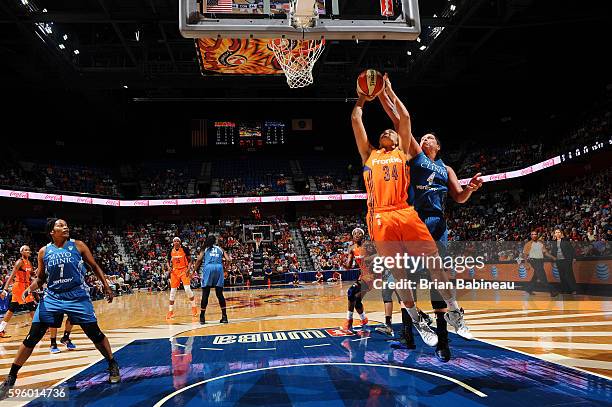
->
(0, 246, 37, 338)
(166, 237, 197, 320)
(171, 336, 194, 390)
(351, 75, 468, 349)
(342, 228, 372, 331)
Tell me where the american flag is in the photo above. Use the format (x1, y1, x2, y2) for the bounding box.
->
(206, 0, 233, 13)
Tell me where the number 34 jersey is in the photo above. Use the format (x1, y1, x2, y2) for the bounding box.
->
(43, 239, 89, 300)
(363, 148, 410, 212)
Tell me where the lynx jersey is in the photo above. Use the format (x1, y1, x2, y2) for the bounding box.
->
(43, 239, 89, 300)
(363, 148, 410, 212)
(408, 152, 449, 217)
(203, 245, 224, 268)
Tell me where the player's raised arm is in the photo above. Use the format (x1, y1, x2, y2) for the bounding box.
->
(352, 94, 374, 165)
(383, 75, 421, 160)
(75, 240, 113, 303)
(446, 166, 483, 203)
(378, 87, 400, 131)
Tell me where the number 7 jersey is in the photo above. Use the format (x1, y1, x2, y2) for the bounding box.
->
(363, 148, 410, 212)
(43, 239, 89, 300)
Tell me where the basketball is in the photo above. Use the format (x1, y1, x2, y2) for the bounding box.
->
(356, 69, 385, 98)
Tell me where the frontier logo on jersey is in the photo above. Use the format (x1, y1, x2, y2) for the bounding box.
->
(212, 328, 354, 345)
(371, 157, 403, 166)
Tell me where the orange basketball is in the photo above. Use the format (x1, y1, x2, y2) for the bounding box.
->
(356, 69, 385, 98)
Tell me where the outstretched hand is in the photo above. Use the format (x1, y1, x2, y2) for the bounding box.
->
(466, 173, 483, 192)
(104, 285, 114, 303)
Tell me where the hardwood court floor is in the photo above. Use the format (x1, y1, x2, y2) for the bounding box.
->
(0, 282, 610, 403)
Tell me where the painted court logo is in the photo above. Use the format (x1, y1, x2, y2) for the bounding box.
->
(212, 329, 354, 345)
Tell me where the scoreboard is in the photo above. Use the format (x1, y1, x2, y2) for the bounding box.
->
(211, 120, 286, 149)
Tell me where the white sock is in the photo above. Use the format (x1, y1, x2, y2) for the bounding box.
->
(406, 306, 420, 323)
(0, 321, 6, 331)
(169, 304, 174, 312)
(359, 313, 367, 321)
(346, 311, 353, 320)
(445, 300, 459, 312)
(190, 298, 196, 307)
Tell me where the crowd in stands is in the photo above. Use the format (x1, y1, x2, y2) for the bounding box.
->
(299, 215, 365, 271)
(446, 168, 611, 260)
(141, 168, 193, 198)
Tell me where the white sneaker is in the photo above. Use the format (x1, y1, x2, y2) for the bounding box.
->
(413, 317, 438, 347)
(445, 308, 473, 340)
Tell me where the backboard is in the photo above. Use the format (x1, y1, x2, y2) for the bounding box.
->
(179, 0, 421, 41)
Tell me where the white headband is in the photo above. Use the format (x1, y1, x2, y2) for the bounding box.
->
(352, 228, 365, 236)
(19, 245, 29, 253)
(173, 237, 181, 242)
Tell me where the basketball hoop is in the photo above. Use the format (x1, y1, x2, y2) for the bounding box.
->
(270, 38, 325, 88)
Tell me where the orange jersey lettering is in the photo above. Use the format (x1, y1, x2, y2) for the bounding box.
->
(171, 247, 189, 270)
(363, 148, 410, 212)
(350, 244, 368, 274)
(14, 258, 33, 287)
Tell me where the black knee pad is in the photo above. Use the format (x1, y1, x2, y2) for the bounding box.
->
(23, 323, 48, 348)
(431, 300, 447, 310)
(81, 323, 106, 344)
(347, 282, 361, 302)
(8, 301, 19, 313)
(26, 302, 37, 312)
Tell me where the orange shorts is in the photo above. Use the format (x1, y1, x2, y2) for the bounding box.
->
(366, 206, 437, 257)
(12, 284, 35, 305)
(170, 268, 191, 289)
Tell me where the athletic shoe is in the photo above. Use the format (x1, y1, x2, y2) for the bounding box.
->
(445, 308, 473, 340)
(435, 336, 451, 362)
(191, 306, 199, 317)
(219, 315, 228, 324)
(375, 324, 394, 337)
(398, 326, 416, 350)
(61, 338, 77, 350)
(0, 375, 16, 400)
(418, 310, 433, 326)
(342, 319, 353, 331)
(359, 317, 368, 327)
(166, 311, 175, 320)
(199, 312, 205, 325)
(0, 331, 10, 339)
(50, 346, 61, 354)
(108, 359, 121, 384)
(413, 316, 438, 347)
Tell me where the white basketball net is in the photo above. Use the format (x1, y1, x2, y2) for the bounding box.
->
(270, 38, 325, 88)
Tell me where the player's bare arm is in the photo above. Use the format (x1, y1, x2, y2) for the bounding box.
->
(446, 166, 483, 203)
(193, 251, 205, 272)
(0, 259, 21, 298)
(383, 75, 421, 159)
(75, 240, 113, 303)
(352, 94, 374, 165)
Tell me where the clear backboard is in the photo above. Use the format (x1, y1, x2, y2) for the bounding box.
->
(179, 0, 421, 41)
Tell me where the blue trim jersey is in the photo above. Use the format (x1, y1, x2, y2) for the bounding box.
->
(43, 239, 89, 300)
(203, 245, 224, 269)
(408, 152, 449, 218)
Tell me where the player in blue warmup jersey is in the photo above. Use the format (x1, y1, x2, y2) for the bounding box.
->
(0, 219, 120, 398)
(379, 76, 483, 361)
(194, 235, 231, 325)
